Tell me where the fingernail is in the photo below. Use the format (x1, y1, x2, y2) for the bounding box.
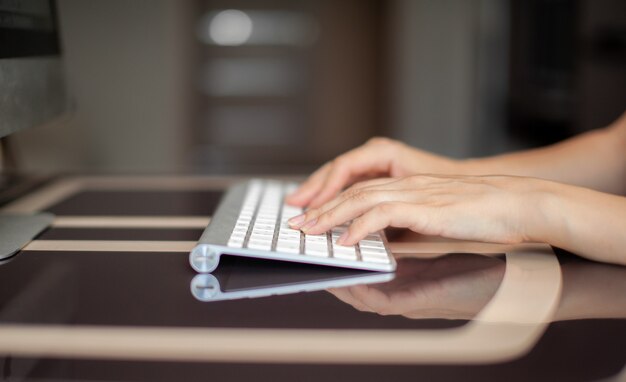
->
(300, 218, 318, 233)
(288, 214, 305, 228)
(336, 231, 350, 245)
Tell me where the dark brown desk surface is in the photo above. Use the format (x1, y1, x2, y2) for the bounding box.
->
(0, 176, 624, 381)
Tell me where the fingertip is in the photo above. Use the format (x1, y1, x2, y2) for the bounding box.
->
(338, 227, 364, 246)
(284, 190, 299, 201)
(286, 186, 316, 206)
(336, 231, 350, 246)
(285, 194, 306, 207)
(287, 213, 306, 228)
(307, 199, 323, 209)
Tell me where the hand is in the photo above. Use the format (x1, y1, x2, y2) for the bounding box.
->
(328, 254, 505, 320)
(285, 137, 461, 208)
(331, 253, 626, 321)
(289, 174, 553, 246)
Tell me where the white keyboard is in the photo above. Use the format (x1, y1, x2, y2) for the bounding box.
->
(190, 179, 396, 273)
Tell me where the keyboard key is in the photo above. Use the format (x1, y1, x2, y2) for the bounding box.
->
(333, 244, 356, 254)
(250, 235, 273, 244)
(276, 242, 301, 254)
(361, 255, 390, 264)
(251, 227, 274, 235)
(305, 234, 327, 243)
(228, 238, 244, 248)
(278, 237, 300, 244)
(332, 242, 357, 259)
(305, 246, 329, 257)
(306, 240, 328, 249)
(248, 240, 272, 250)
(360, 247, 388, 256)
(333, 252, 357, 260)
(278, 236, 300, 243)
(359, 240, 385, 249)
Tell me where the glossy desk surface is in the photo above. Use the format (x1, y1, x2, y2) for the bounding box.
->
(0, 176, 624, 381)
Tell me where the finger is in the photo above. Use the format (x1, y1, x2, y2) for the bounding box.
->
(326, 287, 374, 312)
(285, 163, 331, 207)
(295, 178, 411, 233)
(337, 202, 430, 245)
(348, 285, 396, 315)
(291, 178, 397, 230)
(303, 189, 409, 235)
(307, 146, 394, 208)
(306, 160, 352, 209)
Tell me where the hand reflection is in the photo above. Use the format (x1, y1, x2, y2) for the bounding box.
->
(329, 253, 626, 321)
(328, 253, 505, 320)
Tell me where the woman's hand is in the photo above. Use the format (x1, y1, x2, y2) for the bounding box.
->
(289, 174, 554, 246)
(285, 137, 461, 208)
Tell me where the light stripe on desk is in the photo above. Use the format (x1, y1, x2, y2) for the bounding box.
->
(22, 240, 197, 252)
(22, 237, 545, 256)
(0, 249, 562, 364)
(52, 216, 210, 229)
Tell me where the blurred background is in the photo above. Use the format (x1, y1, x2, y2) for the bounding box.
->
(12, 0, 626, 174)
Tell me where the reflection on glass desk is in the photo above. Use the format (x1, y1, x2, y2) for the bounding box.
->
(331, 252, 626, 323)
(0, 249, 467, 329)
(0, 248, 625, 380)
(190, 256, 395, 302)
(329, 253, 506, 321)
(0, 248, 563, 363)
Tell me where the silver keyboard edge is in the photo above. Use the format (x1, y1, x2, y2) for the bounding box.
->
(198, 245, 395, 272)
(196, 181, 250, 247)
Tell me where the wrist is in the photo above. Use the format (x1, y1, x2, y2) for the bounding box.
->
(520, 179, 568, 245)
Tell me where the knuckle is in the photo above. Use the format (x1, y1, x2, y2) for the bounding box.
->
(320, 209, 335, 224)
(350, 217, 365, 231)
(346, 181, 367, 193)
(344, 187, 363, 200)
(375, 202, 396, 215)
(305, 208, 318, 219)
(351, 190, 372, 204)
(332, 156, 349, 169)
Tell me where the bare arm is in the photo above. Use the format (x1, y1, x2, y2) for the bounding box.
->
(536, 182, 626, 265)
(288, 111, 626, 208)
(462, 112, 626, 194)
(292, 175, 626, 266)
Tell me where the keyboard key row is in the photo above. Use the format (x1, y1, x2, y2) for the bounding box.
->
(227, 181, 392, 266)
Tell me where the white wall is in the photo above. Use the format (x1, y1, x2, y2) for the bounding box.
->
(386, 0, 510, 158)
(15, 0, 192, 173)
(14, 0, 511, 172)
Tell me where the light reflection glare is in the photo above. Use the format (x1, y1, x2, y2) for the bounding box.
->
(198, 9, 318, 46)
(208, 10, 253, 46)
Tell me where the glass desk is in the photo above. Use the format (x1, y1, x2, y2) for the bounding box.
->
(0, 176, 624, 381)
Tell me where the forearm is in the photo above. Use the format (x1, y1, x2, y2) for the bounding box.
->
(529, 182, 626, 266)
(460, 118, 626, 194)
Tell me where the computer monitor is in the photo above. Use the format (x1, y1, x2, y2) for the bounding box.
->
(0, 0, 65, 139)
(0, 0, 66, 260)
